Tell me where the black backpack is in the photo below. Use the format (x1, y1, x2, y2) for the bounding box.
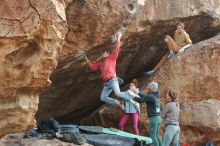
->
(37, 118, 60, 133)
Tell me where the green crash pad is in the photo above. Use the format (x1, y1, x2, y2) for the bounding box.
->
(79, 126, 152, 144)
(102, 128, 152, 144)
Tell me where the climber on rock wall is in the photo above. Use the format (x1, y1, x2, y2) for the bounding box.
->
(85, 32, 135, 110)
(143, 21, 192, 76)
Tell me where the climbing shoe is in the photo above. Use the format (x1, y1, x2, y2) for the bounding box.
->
(167, 51, 175, 59)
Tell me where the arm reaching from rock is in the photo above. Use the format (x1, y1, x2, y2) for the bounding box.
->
(110, 32, 122, 59)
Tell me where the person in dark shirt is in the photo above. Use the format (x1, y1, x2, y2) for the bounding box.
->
(133, 81, 162, 146)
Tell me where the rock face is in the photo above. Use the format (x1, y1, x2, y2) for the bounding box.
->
(180, 100, 220, 145)
(82, 34, 220, 145)
(36, 0, 220, 124)
(0, 0, 67, 137)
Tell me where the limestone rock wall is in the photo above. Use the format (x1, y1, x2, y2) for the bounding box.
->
(0, 0, 67, 137)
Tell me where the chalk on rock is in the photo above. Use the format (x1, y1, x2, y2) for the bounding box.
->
(111, 28, 124, 43)
(74, 50, 86, 61)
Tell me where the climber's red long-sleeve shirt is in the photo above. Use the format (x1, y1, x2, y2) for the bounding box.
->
(86, 41, 120, 82)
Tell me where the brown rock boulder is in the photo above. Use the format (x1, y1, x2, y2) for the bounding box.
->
(0, 0, 67, 137)
(81, 34, 220, 145)
(180, 99, 220, 145)
(37, 0, 220, 124)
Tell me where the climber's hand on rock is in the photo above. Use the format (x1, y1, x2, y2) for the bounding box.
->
(117, 32, 122, 41)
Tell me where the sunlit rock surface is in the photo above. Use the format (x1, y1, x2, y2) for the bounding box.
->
(0, 0, 67, 137)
